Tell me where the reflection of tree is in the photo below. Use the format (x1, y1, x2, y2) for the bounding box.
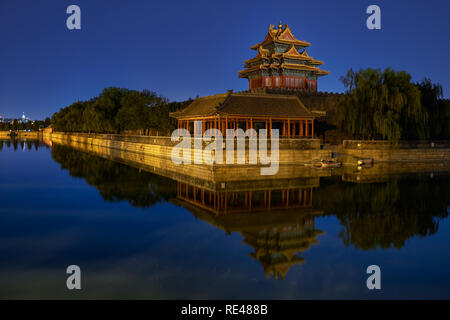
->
(51, 145, 177, 207)
(315, 176, 450, 250)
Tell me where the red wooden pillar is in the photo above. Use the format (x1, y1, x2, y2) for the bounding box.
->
(287, 120, 290, 138)
(269, 119, 272, 137)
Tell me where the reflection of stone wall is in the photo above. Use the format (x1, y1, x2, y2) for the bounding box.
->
(15, 132, 41, 139)
(342, 140, 450, 162)
(341, 162, 450, 183)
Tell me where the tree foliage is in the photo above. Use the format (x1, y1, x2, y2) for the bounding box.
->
(51, 87, 191, 135)
(416, 79, 450, 140)
(51, 144, 177, 207)
(337, 68, 428, 143)
(314, 176, 450, 250)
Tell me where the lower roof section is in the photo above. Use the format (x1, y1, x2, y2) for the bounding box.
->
(170, 91, 316, 120)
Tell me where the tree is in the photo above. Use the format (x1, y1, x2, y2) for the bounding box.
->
(337, 68, 427, 143)
(50, 87, 187, 135)
(416, 79, 450, 140)
(115, 89, 167, 132)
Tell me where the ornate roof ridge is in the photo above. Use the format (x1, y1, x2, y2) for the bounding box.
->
(250, 23, 311, 50)
(231, 91, 300, 99)
(195, 92, 229, 100)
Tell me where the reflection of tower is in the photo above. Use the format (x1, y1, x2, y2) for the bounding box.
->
(243, 218, 324, 280)
(174, 182, 324, 279)
(177, 183, 314, 214)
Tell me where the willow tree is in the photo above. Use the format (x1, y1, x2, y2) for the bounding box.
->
(337, 68, 427, 143)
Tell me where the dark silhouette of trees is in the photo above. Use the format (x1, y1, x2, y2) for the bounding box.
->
(314, 175, 450, 250)
(416, 79, 450, 140)
(51, 144, 177, 207)
(50, 87, 191, 135)
(337, 68, 450, 143)
(337, 68, 427, 143)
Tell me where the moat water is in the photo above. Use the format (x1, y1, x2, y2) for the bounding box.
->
(1, 139, 450, 299)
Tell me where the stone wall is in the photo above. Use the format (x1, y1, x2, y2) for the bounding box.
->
(45, 132, 331, 165)
(342, 140, 450, 162)
(0, 131, 41, 139)
(45, 132, 329, 191)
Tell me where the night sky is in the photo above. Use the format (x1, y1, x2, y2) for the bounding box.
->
(1, 0, 449, 119)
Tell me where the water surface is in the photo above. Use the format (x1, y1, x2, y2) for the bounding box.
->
(0, 139, 449, 299)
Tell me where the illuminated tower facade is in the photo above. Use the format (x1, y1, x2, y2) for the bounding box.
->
(239, 22, 329, 92)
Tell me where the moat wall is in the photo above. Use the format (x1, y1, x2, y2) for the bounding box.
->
(44, 132, 331, 165)
(38, 132, 450, 186)
(0, 131, 41, 139)
(342, 140, 450, 162)
(43, 132, 330, 190)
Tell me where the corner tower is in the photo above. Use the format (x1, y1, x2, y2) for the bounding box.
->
(238, 22, 329, 92)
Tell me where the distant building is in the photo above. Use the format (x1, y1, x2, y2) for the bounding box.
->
(1, 118, 13, 123)
(20, 112, 30, 124)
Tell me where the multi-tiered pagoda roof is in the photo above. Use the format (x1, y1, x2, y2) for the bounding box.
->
(239, 23, 329, 92)
(170, 22, 327, 138)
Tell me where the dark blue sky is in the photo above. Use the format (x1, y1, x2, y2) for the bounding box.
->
(1, 0, 449, 119)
